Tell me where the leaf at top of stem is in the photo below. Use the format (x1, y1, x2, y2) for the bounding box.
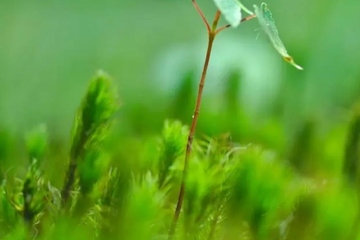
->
(254, 2, 303, 70)
(213, 0, 242, 28)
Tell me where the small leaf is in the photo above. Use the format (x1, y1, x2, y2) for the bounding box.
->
(254, 3, 303, 70)
(213, 0, 241, 28)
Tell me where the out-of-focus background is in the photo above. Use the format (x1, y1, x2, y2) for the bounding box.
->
(2, 1, 360, 239)
(2, 0, 360, 143)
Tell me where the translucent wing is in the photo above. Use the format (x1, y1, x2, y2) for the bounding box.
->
(254, 3, 303, 70)
(213, 0, 242, 28)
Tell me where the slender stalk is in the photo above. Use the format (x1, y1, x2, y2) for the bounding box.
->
(212, 10, 221, 31)
(168, 3, 257, 239)
(215, 14, 257, 34)
(168, 6, 221, 240)
(192, 0, 211, 33)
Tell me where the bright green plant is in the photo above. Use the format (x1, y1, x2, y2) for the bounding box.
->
(169, 1, 303, 238)
(2, 2, 360, 240)
(62, 70, 119, 210)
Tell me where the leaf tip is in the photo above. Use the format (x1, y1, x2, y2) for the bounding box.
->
(283, 56, 303, 70)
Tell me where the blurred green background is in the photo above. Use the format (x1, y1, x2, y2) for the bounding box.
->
(1, 0, 360, 145)
(2, 1, 360, 239)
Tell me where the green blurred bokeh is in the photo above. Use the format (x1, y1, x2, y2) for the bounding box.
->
(1, 0, 360, 143)
(2, 1, 360, 238)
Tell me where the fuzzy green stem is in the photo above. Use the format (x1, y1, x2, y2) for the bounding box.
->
(61, 121, 87, 208)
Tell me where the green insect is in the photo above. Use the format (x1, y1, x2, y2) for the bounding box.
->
(254, 3, 303, 70)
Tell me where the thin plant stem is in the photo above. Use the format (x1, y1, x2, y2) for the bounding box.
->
(212, 10, 222, 31)
(192, 0, 211, 33)
(168, 3, 257, 239)
(168, 7, 222, 240)
(215, 14, 257, 34)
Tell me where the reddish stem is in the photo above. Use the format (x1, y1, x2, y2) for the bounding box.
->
(192, 0, 211, 33)
(168, 7, 222, 240)
(215, 14, 257, 35)
(168, 4, 257, 240)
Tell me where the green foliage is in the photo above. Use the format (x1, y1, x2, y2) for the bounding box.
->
(122, 173, 166, 240)
(315, 186, 358, 240)
(0, 181, 18, 236)
(225, 146, 300, 239)
(25, 124, 48, 164)
(1, 106, 360, 239)
(344, 107, 360, 185)
(254, 3, 303, 70)
(0, 125, 51, 239)
(62, 70, 119, 207)
(157, 120, 188, 189)
(0, 2, 359, 239)
(70, 70, 119, 162)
